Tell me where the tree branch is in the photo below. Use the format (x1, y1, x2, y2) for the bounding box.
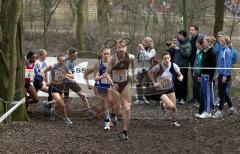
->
(46, 0, 62, 28)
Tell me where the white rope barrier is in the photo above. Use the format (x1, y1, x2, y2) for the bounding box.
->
(0, 98, 25, 123)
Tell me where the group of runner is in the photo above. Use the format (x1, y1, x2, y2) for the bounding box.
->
(24, 28, 238, 140)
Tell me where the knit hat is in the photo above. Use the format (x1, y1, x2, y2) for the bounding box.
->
(67, 47, 77, 55)
(178, 30, 187, 38)
(217, 31, 225, 37)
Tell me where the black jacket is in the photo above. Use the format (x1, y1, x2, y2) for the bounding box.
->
(190, 34, 198, 67)
(201, 47, 217, 82)
(173, 39, 192, 67)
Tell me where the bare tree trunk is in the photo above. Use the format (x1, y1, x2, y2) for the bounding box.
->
(75, 0, 87, 52)
(0, 0, 23, 122)
(130, 0, 139, 53)
(97, 0, 109, 38)
(12, 16, 28, 121)
(145, 2, 151, 36)
(229, 0, 240, 39)
(214, 0, 225, 36)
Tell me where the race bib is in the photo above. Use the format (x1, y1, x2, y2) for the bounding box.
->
(25, 69, 34, 79)
(112, 70, 128, 82)
(100, 78, 109, 84)
(54, 70, 64, 81)
(156, 77, 173, 90)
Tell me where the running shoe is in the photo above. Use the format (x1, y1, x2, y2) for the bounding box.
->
(64, 117, 73, 125)
(172, 121, 181, 127)
(212, 110, 223, 119)
(43, 101, 51, 110)
(104, 122, 110, 130)
(144, 99, 150, 104)
(133, 99, 144, 105)
(178, 99, 185, 105)
(193, 103, 199, 108)
(194, 113, 201, 118)
(199, 112, 212, 119)
(118, 133, 129, 140)
(111, 115, 120, 126)
(227, 107, 238, 115)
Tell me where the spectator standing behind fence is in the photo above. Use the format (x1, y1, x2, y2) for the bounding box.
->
(195, 37, 217, 119)
(189, 25, 199, 67)
(189, 25, 199, 103)
(225, 36, 239, 95)
(212, 36, 238, 118)
(134, 36, 156, 105)
(166, 36, 178, 62)
(192, 35, 205, 108)
(172, 30, 192, 104)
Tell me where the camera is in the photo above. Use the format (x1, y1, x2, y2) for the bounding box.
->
(166, 41, 172, 47)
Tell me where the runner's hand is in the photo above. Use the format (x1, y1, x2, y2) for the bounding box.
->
(222, 76, 227, 84)
(111, 83, 118, 90)
(177, 75, 183, 82)
(138, 44, 144, 50)
(132, 77, 138, 84)
(153, 82, 159, 87)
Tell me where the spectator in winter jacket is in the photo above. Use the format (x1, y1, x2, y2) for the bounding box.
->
(172, 30, 192, 104)
(212, 36, 238, 119)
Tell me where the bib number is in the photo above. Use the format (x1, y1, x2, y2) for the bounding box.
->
(25, 69, 34, 79)
(156, 77, 173, 90)
(112, 70, 127, 82)
(54, 70, 64, 81)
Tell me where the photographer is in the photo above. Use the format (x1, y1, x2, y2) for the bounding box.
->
(166, 36, 178, 62)
(172, 30, 192, 104)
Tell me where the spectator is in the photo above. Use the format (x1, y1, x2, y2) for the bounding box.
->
(166, 36, 178, 62)
(189, 25, 199, 67)
(195, 37, 217, 118)
(192, 34, 205, 107)
(134, 36, 156, 104)
(172, 30, 192, 104)
(212, 36, 238, 118)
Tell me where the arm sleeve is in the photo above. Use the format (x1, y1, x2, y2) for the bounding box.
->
(173, 63, 181, 74)
(209, 49, 217, 81)
(232, 48, 238, 65)
(224, 49, 232, 76)
(178, 43, 192, 58)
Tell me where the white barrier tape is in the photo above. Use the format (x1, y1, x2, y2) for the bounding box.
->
(0, 98, 25, 123)
(179, 67, 240, 70)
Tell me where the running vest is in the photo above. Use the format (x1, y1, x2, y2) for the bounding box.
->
(50, 64, 69, 84)
(155, 62, 179, 91)
(34, 60, 47, 80)
(25, 62, 35, 83)
(98, 59, 109, 85)
(111, 52, 130, 92)
(66, 58, 75, 74)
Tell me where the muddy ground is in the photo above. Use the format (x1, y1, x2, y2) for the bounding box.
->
(0, 97, 240, 154)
